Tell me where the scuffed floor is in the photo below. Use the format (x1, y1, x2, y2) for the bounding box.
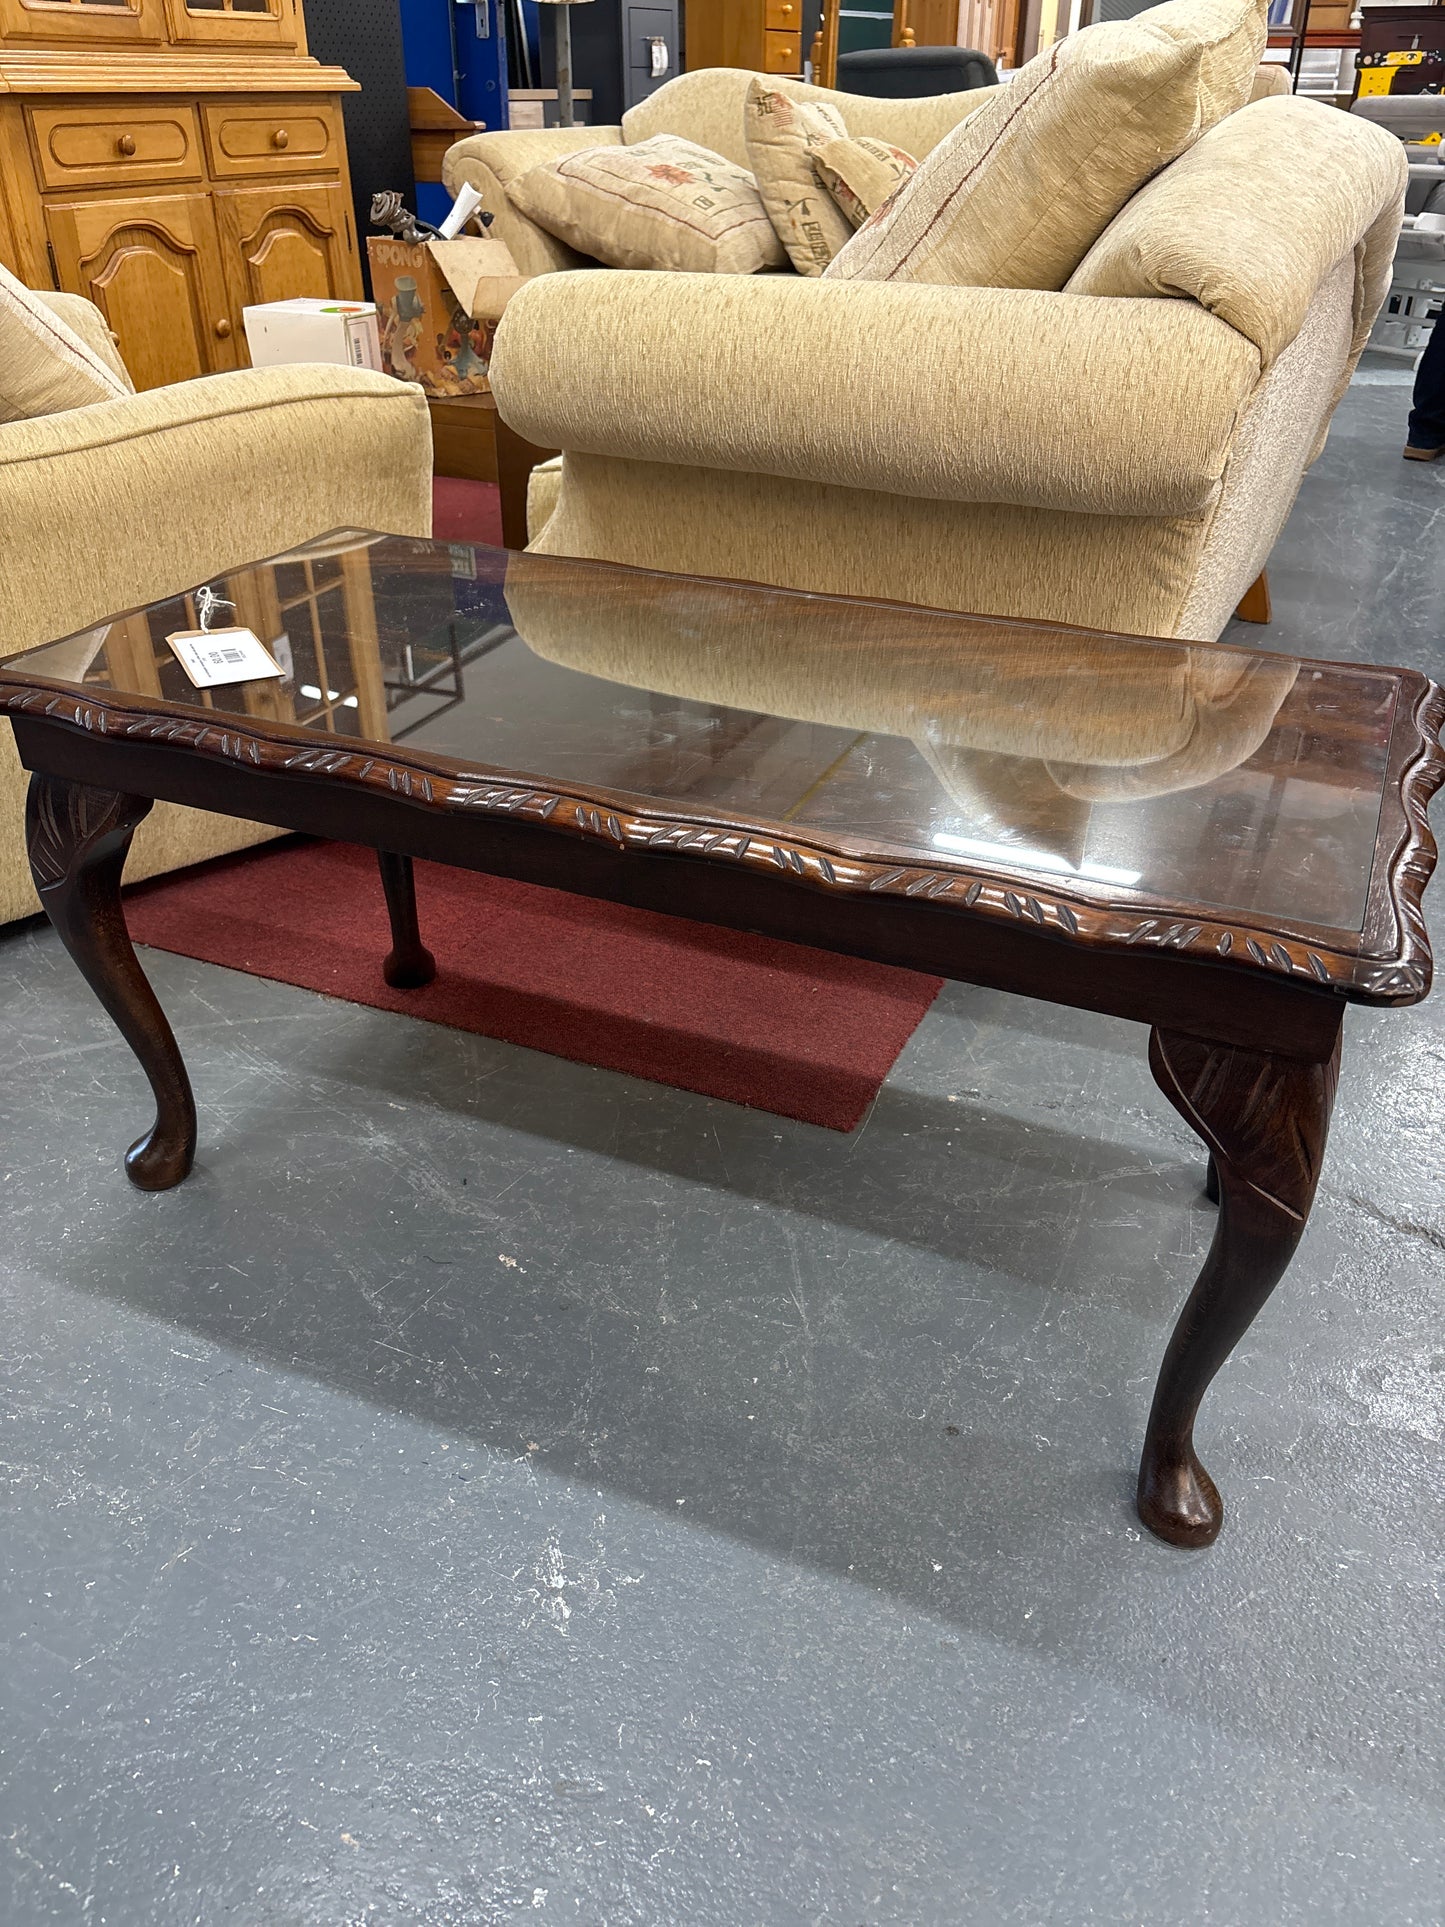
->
(1, 366, 1442, 1927)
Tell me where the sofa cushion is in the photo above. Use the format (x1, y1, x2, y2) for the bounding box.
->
(0, 262, 131, 423)
(744, 81, 855, 275)
(506, 136, 786, 274)
(825, 0, 1268, 292)
(813, 136, 918, 229)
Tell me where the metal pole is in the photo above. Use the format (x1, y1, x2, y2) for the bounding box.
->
(555, 3, 575, 127)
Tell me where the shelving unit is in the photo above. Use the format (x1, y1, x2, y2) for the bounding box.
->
(1265, 21, 1361, 103)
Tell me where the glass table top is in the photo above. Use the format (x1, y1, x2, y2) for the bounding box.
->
(2, 533, 1409, 946)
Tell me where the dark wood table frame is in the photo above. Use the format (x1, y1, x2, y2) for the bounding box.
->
(4, 652, 1441, 1552)
(427, 393, 558, 550)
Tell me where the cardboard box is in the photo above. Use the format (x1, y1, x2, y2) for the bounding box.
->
(367, 235, 529, 397)
(242, 298, 383, 372)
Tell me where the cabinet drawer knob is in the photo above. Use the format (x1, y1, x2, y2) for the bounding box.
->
(215, 318, 233, 340)
(271, 128, 290, 150)
(117, 133, 137, 157)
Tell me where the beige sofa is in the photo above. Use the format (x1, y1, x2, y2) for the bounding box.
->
(0, 293, 432, 927)
(474, 72, 1404, 645)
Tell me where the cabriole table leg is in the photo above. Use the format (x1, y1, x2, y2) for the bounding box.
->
(1139, 1023, 1341, 1547)
(376, 849, 437, 989)
(26, 773, 196, 1191)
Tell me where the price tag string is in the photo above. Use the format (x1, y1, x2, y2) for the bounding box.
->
(195, 586, 235, 636)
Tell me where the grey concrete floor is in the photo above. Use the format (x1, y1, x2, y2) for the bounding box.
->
(2, 368, 1443, 1927)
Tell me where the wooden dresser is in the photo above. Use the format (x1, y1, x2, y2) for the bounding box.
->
(0, 0, 363, 391)
(685, 0, 807, 79)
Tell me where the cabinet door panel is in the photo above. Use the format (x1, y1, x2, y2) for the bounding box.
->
(46, 192, 237, 391)
(0, 0, 166, 46)
(216, 181, 361, 324)
(163, 0, 300, 50)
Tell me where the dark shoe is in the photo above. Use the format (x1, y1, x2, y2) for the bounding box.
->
(1403, 441, 1445, 461)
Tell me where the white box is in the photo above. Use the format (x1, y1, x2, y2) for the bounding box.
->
(242, 298, 383, 373)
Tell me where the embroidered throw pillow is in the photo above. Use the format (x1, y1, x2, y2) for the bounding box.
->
(813, 136, 918, 230)
(0, 263, 131, 423)
(743, 80, 854, 275)
(507, 135, 787, 274)
(825, 0, 1268, 291)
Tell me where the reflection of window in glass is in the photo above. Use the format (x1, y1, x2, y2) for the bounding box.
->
(275, 556, 365, 739)
(187, 0, 274, 12)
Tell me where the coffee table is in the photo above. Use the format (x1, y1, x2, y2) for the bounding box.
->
(3, 534, 1441, 1549)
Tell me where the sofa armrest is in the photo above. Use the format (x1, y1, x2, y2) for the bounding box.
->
(0, 364, 431, 654)
(1068, 96, 1407, 373)
(490, 272, 1262, 519)
(443, 126, 624, 275)
(1249, 62, 1291, 101)
(31, 291, 133, 388)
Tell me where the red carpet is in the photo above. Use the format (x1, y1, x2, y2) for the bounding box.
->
(125, 842, 943, 1131)
(432, 477, 503, 546)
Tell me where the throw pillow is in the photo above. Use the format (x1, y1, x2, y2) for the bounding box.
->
(824, 0, 1268, 292)
(813, 136, 918, 229)
(0, 263, 131, 424)
(743, 80, 855, 276)
(507, 135, 787, 275)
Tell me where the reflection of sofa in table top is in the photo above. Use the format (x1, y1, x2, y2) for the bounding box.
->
(504, 550, 1301, 872)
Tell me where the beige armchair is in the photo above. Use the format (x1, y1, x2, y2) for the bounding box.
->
(486, 89, 1404, 646)
(0, 292, 432, 926)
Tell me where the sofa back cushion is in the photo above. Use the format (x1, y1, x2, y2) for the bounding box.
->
(507, 136, 787, 275)
(621, 66, 997, 168)
(0, 263, 131, 423)
(826, 0, 1267, 292)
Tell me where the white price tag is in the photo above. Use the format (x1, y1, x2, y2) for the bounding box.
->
(166, 626, 284, 690)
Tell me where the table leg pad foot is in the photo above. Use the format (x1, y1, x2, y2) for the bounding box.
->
(382, 947, 438, 990)
(1137, 1448, 1223, 1547)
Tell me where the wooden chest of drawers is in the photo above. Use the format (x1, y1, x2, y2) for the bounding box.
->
(686, 0, 807, 80)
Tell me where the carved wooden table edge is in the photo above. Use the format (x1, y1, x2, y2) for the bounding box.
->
(4, 664, 1442, 1556)
(4, 668, 1442, 1007)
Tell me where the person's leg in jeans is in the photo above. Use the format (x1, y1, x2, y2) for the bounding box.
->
(1405, 312, 1445, 458)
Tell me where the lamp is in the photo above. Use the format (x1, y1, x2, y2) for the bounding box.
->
(534, 0, 593, 129)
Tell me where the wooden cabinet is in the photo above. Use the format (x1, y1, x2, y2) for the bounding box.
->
(0, 0, 361, 390)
